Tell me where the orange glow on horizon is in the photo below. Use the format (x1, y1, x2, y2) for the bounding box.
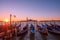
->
(3, 19, 9, 22)
(0, 17, 60, 22)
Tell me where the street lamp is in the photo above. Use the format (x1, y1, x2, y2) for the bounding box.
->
(13, 15, 17, 36)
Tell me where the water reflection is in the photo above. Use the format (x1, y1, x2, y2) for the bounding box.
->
(30, 33, 35, 40)
(54, 35, 60, 40)
(19, 32, 28, 40)
(41, 34, 47, 40)
(47, 33, 60, 40)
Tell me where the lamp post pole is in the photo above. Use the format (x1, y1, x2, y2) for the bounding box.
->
(10, 14, 12, 37)
(13, 15, 17, 36)
(10, 14, 12, 26)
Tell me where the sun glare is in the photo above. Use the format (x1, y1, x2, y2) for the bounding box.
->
(4, 19, 9, 22)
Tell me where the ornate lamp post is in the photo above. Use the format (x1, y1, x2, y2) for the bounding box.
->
(10, 14, 17, 37)
(13, 15, 17, 36)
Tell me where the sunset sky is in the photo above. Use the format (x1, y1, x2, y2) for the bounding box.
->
(0, 0, 60, 21)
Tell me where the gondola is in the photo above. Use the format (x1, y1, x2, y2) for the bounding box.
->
(0, 25, 5, 39)
(30, 24, 35, 34)
(37, 24, 48, 35)
(30, 24, 35, 40)
(8, 23, 21, 37)
(51, 24, 60, 31)
(0, 24, 13, 39)
(45, 24, 60, 35)
(17, 24, 28, 36)
(16, 23, 21, 32)
(55, 24, 60, 28)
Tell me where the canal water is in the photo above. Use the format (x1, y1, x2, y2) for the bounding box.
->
(0, 21, 60, 40)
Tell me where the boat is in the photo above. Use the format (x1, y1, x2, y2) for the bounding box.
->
(37, 24, 48, 35)
(30, 24, 35, 40)
(45, 23, 60, 35)
(55, 24, 60, 28)
(0, 24, 13, 39)
(30, 24, 35, 34)
(17, 24, 28, 36)
(51, 24, 60, 31)
(16, 23, 21, 32)
(0, 25, 5, 39)
(8, 23, 21, 37)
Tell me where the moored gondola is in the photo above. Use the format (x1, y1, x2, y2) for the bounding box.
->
(51, 24, 60, 31)
(0, 25, 5, 39)
(30, 24, 35, 40)
(45, 24, 60, 35)
(37, 24, 48, 35)
(17, 24, 28, 36)
(30, 24, 35, 35)
(55, 24, 60, 29)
